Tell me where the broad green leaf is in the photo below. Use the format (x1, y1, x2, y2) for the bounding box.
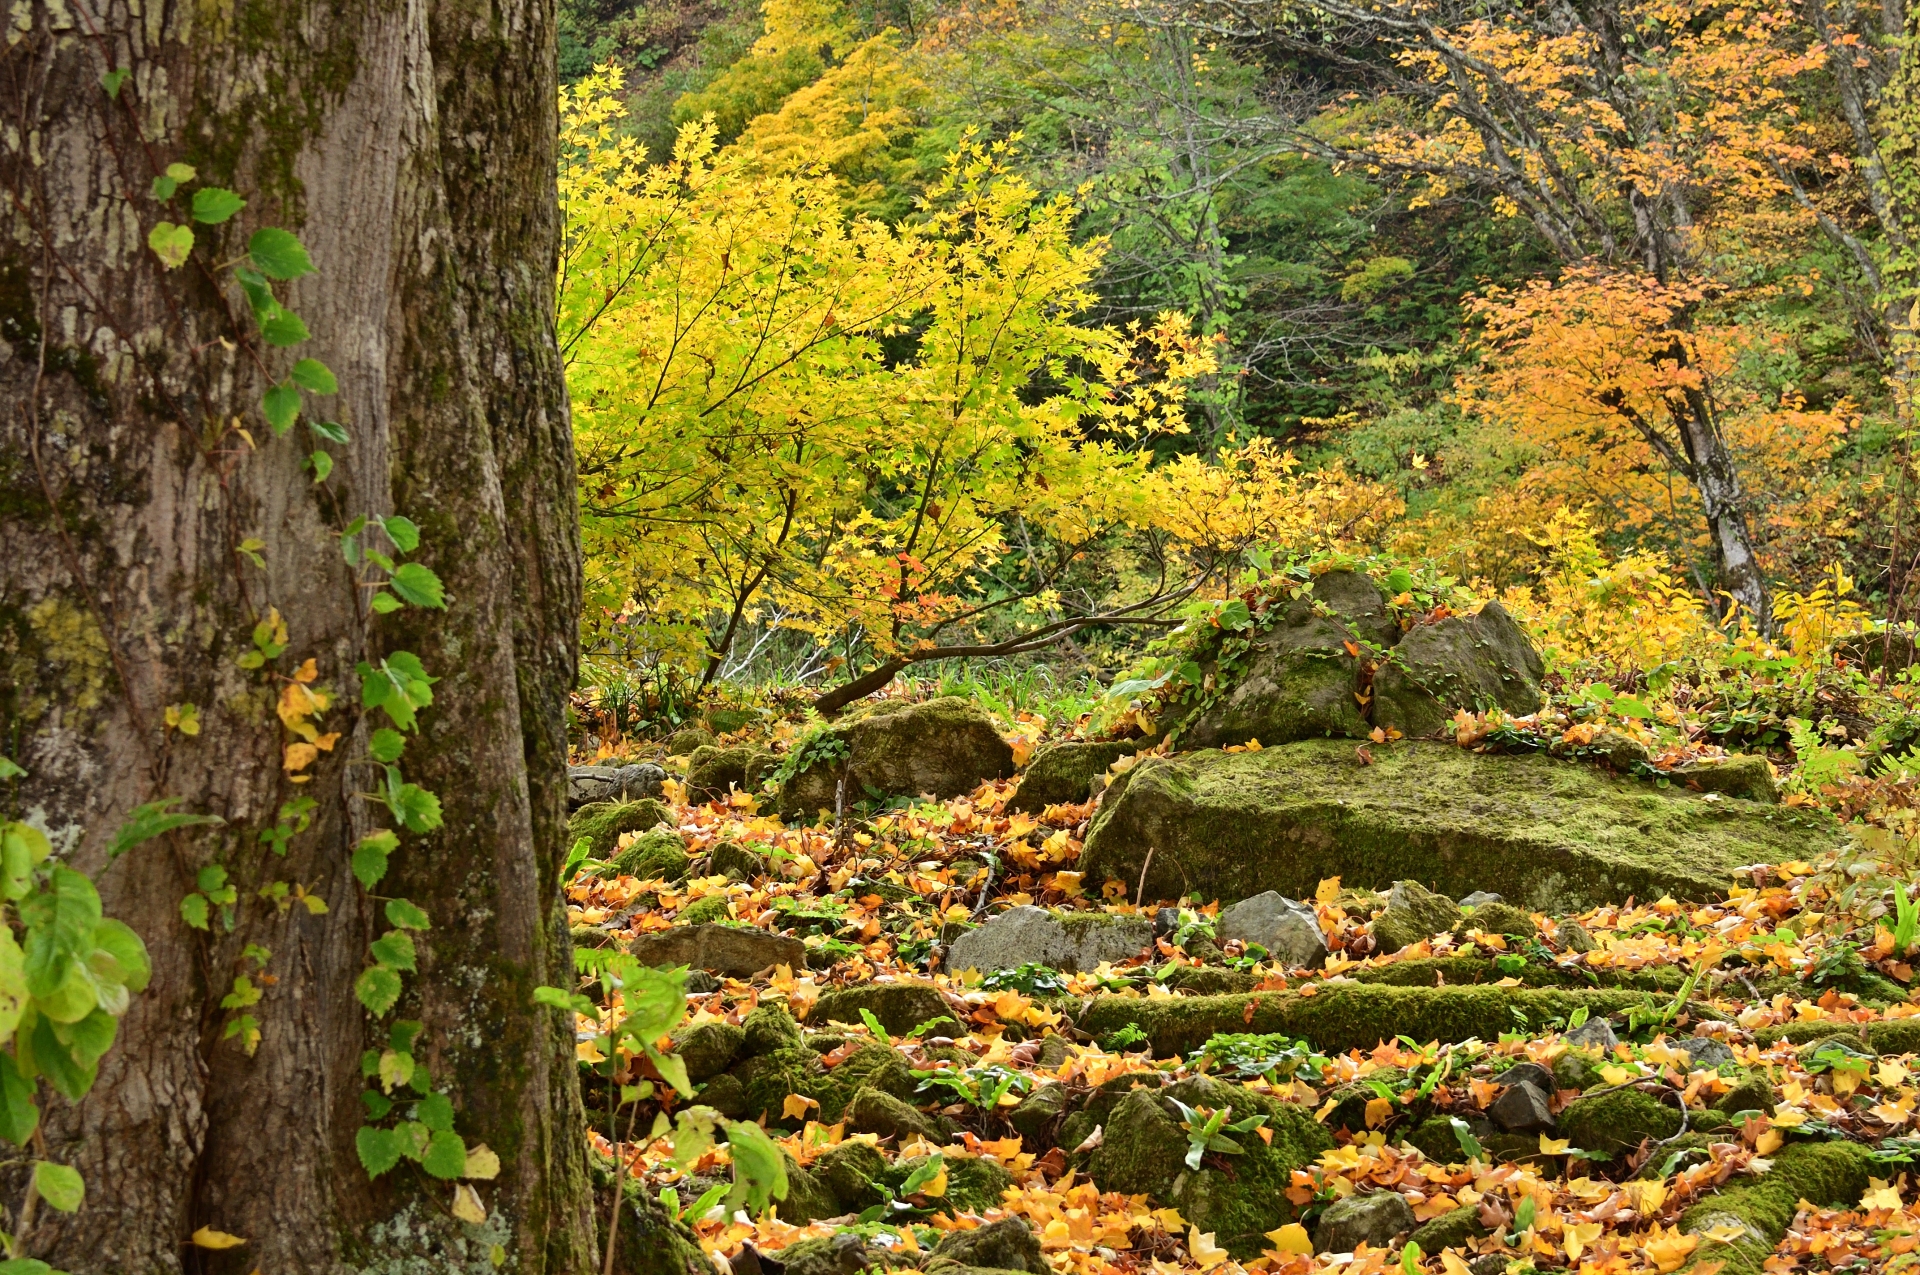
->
(369, 728, 407, 763)
(180, 892, 210, 930)
(109, 798, 223, 859)
(259, 308, 311, 347)
(391, 1020, 426, 1053)
(190, 187, 244, 224)
(352, 831, 396, 889)
(385, 899, 431, 930)
(416, 1091, 455, 1133)
(421, 1129, 468, 1180)
(357, 1125, 403, 1178)
(263, 383, 301, 435)
(0, 1054, 38, 1145)
(370, 930, 417, 973)
(379, 1048, 415, 1091)
(0, 756, 23, 780)
(356, 965, 403, 1017)
(233, 265, 276, 318)
(383, 769, 442, 834)
(33, 962, 96, 1024)
(0, 1259, 52, 1275)
(31, 1160, 83, 1212)
(381, 516, 421, 553)
(722, 1120, 790, 1216)
(148, 221, 193, 269)
(387, 563, 445, 609)
(248, 227, 315, 279)
(362, 1089, 394, 1120)
(290, 358, 338, 394)
(101, 68, 130, 97)
(370, 592, 402, 614)
(310, 450, 333, 484)
(308, 418, 350, 445)
(0, 821, 48, 900)
(26, 1012, 95, 1100)
(0, 930, 25, 1043)
(54, 1009, 116, 1070)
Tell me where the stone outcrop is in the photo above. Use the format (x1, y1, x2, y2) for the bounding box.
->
(778, 697, 1015, 819)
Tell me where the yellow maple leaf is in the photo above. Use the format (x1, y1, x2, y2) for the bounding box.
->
(1538, 1133, 1570, 1154)
(1862, 1180, 1903, 1211)
(1188, 1227, 1230, 1269)
(1564, 1221, 1603, 1261)
(1599, 1064, 1638, 1086)
(1754, 1127, 1783, 1154)
(464, 1143, 502, 1180)
(1265, 1223, 1313, 1256)
(191, 1227, 247, 1250)
(1316, 877, 1342, 905)
(782, 1093, 821, 1121)
(1364, 1096, 1394, 1128)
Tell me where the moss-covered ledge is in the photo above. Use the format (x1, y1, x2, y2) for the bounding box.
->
(1073, 983, 1704, 1056)
(1676, 1139, 1874, 1274)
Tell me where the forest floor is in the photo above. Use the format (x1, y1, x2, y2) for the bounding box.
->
(565, 737, 1920, 1275)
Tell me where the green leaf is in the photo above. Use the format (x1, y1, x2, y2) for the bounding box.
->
(355, 965, 403, 1017)
(421, 1129, 468, 1180)
(101, 68, 130, 97)
(357, 1125, 403, 1178)
(310, 450, 333, 484)
(89, 918, 152, 996)
(0, 1260, 54, 1275)
(391, 1020, 426, 1054)
(1449, 1117, 1482, 1160)
(361, 1089, 394, 1120)
(259, 308, 310, 347)
(25, 1012, 95, 1100)
(31, 1160, 83, 1212)
(383, 768, 442, 834)
(109, 798, 224, 859)
(290, 358, 338, 394)
(352, 831, 397, 889)
(165, 162, 196, 183)
(0, 821, 49, 901)
(179, 893, 209, 930)
(0, 1055, 38, 1145)
(248, 227, 315, 279)
(387, 563, 446, 610)
(369, 728, 407, 763)
(385, 899, 431, 930)
(147, 221, 193, 269)
(150, 174, 177, 200)
(22, 866, 103, 1003)
(370, 930, 417, 973)
(381, 516, 421, 553)
(308, 418, 349, 445)
(190, 187, 245, 225)
(263, 383, 301, 435)
(416, 1091, 455, 1133)
(722, 1120, 790, 1216)
(858, 1008, 888, 1040)
(0, 756, 23, 780)
(233, 265, 276, 318)
(370, 592, 402, 614)
(1386, 567, 1415, 595)
(196, 864, 229, 894)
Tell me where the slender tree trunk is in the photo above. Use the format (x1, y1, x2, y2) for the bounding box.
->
(0, 3, 593, 1272)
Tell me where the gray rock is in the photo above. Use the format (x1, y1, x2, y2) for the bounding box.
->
(1500, 1061, 1556, 1098)
(688, 745, 778, 803)
(1372, 880, 1463, 954)
(1678, 1036, 1737, 1070)
(945, 905, 1152, 974)
(1674, 754, 1778, 804)
(627, 924, 807, 979)
(1216, 891, 1328, 969)
(928, 1218, 1045, 1274)
(567, 762, 666, 809)
(778, 697, 1015, 819)
(709, 841, 767, 882)
(1487, 1079, 1553, 1134)
(1009, 740, 1143, 812)
(685, 969, 722, 994)
(1313, 1190, 1417, 1254)
(1459, 891, 1504, 908)
(1557, 920, 1598, 954)
(1371, 601, 1545, 739)
(1564, 1016, 1619, 1052)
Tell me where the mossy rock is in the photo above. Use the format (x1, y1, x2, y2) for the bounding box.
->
(1008, 1082, 1073, 1144)
(706, 707, 759, 735)
(816, 1139, 892, 1212)
(1551, 1048, 1606, 1092)
(1347, 956, 1685, 994)
(778, 697, 1015, 819)
(1372, 880, 1462, 954)
(1716, 1069, 1776, 1116)
(1408, 1204, 1489, 1253)
(1456, 900, 1535, 939)
(673, 1021, 745, 1082)
(1402, 1114, 1487, 1164)
(688, 744, 777, 803)
(1371, 601, 1544, 739)
(1089, 1075, 1333, 1258)
(1163, 966, 1259, 996)
(1082, 739, 1836, 911)
(1677, 1140, 1874, 1275)
(741, 1002, 805, 1057)
(572, 798, 674, 859)
(779, 1151, 847, 1224)
(1075, 984, 1688, 1058)
(811, 982, 959, 1037)
(611, 827, 691, 882)
(591, 1148, 714, 1275)
(912, 1152, 1015, 1213)
(1179, 572, 1395, 751)
(697, 1072, 748, 1118)
(1757, 1018, 1920, 1054)
(845, 1087, 951, 1144)
(1673, 754, 1777, 804)
(668, 726, 716, 755)
(679, 894, 731, 925)
(927, 1218, 1045, 1274)
(1318, 1069, 1409, 1134)
(831, 1042, 920, 1105)
(1010, 740, 1142, 812)
(773, 1232, 878, 1275)
(709, 841, 767, 881)
(1556, 1087, 1682, 1156)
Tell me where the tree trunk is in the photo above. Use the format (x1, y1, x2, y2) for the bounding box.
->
(0, 3, 593, 1272)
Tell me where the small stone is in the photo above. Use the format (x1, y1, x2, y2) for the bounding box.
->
(945, 905, 1151, 974)
(673, 1021, 745, 1082)
(1678, 1036, 1737, 1070)
(610, 827, 691, 882)
(667, 726, 716, 756)
(844, 1087, 949, 1145)
(709, 841, 767, 881)
(567, 762, 666, 809)
(1009, 1083, 1072, 1143)
(1313, 1191, 1416, 1254)
(1217, 892, 1329, 969)
(1458, 901, 1534, 938)
(929, 1218, 1045, 1274)
(1557, 921, 1598, 954)
(685, 970, 721, 994)
(1487, 1080, 1553, 1134)
(741, 1002, 806, 1056)
(688, 745, 777, 803)
(697, 1071, 748, 1118)
(628, 924, 806, 980)
(1499, 1061, 1556, 1098)
(1010, 741, 1142, 812)
(1459, 891, 1504, 908)
(1372, 880, 1463, 954)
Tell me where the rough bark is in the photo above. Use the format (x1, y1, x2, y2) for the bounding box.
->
(0, 2, 592, 1271)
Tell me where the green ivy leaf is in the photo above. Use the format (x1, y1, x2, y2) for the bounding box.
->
(383, 767, 442, 834)
(248, 227, 315, 279)
(0, 1055, 38, 1146)
(369, 728, 407, 763)
(0, 822, 49, 901)
(147, 222, 194, 270)
(310, 450, 333, 484)
(351, 831, 397, 890)
(369, 592, 402, 614)
(150, 174, 177, 200)
(361, 1089, 394, 1120)
(109, 798, 224, 860)
(190, 187, 245, 225)
(415, 1091, 455, 1133)
(370, 930, 417, 973)
(101, 68, 130, 98)
(357, 1125, 403, 1178)
(179, 893, 210, 931)
(259, 308, 311, 347)
(308, 418, 349, 445)
(387, 563, 446, 610)
(290, 358, 338, 394)
(262, 384, 301, 436)
(381, 516, 422, 553)
(385, 899, 431, 931)
(233, 265, 276, 318)
(31, 1160, 83, 1213)
(421, 1129, 468, 1180)
(355, 966, 403, 1017)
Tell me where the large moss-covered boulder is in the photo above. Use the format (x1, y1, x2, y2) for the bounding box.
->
(1082, 739, 1836, 910)
(1088, 1075, 1333, 1258)
(778, 697, 1015, 819)
(1009, 740, 1142, 812)
(630, 925, 806, 978)
(810, 981, 960, 1036)
(1179, 572, 1394, 751)
(729, 1038, 916, 1125)
(1556, 1087, 1681, 1156)
(1370, 880, 1463, 954)
(1370, 602, 1544, 739)
(1677, 1140, 1874, 1275)
(592, 1150, 714, 1275)
(609, 826, 690, 881)
(688, 744, 777, 803)
(571, 798, 674, 859)
(1675, 754, 1777, 804)
(927, 1218, 1045, 1274)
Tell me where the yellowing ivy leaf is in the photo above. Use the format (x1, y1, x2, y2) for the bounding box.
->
(191, 1226, 247, 1249)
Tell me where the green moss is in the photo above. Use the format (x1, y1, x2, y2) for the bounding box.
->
(1075, 984, 1690, 1057)
(1556, 1088, 1682, 1156)
(688, 744, 777, 802)
(1349, 955, 1685, 993)
(1758, 1019, 1920, 1055)
(779, 697, 1015, 818)
(1677, 1140, 1875, 1275)
(742, 1003, 805, 1056)
(1082, 740, 1838, 910)
(679, 894, 731, 925)
(611, 828, 691, 882)
(1009, 740, 1142, 812)
(779, 1152, 847, 1223)
(816, 1139, 891, 1212)
(1371, 881, 1462, 954)
(672, 1021, 745, 1082)
(845, 1087, 950, 1143)
(1552, 1049, 1606, 1092)
(732, 1047, 839, 1124)
(810, 982, 959, 1036)
(571, 799, 673, 858)
(1407, 1204, 1488, 1253)
(1715, 1069, 1776, 1116)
